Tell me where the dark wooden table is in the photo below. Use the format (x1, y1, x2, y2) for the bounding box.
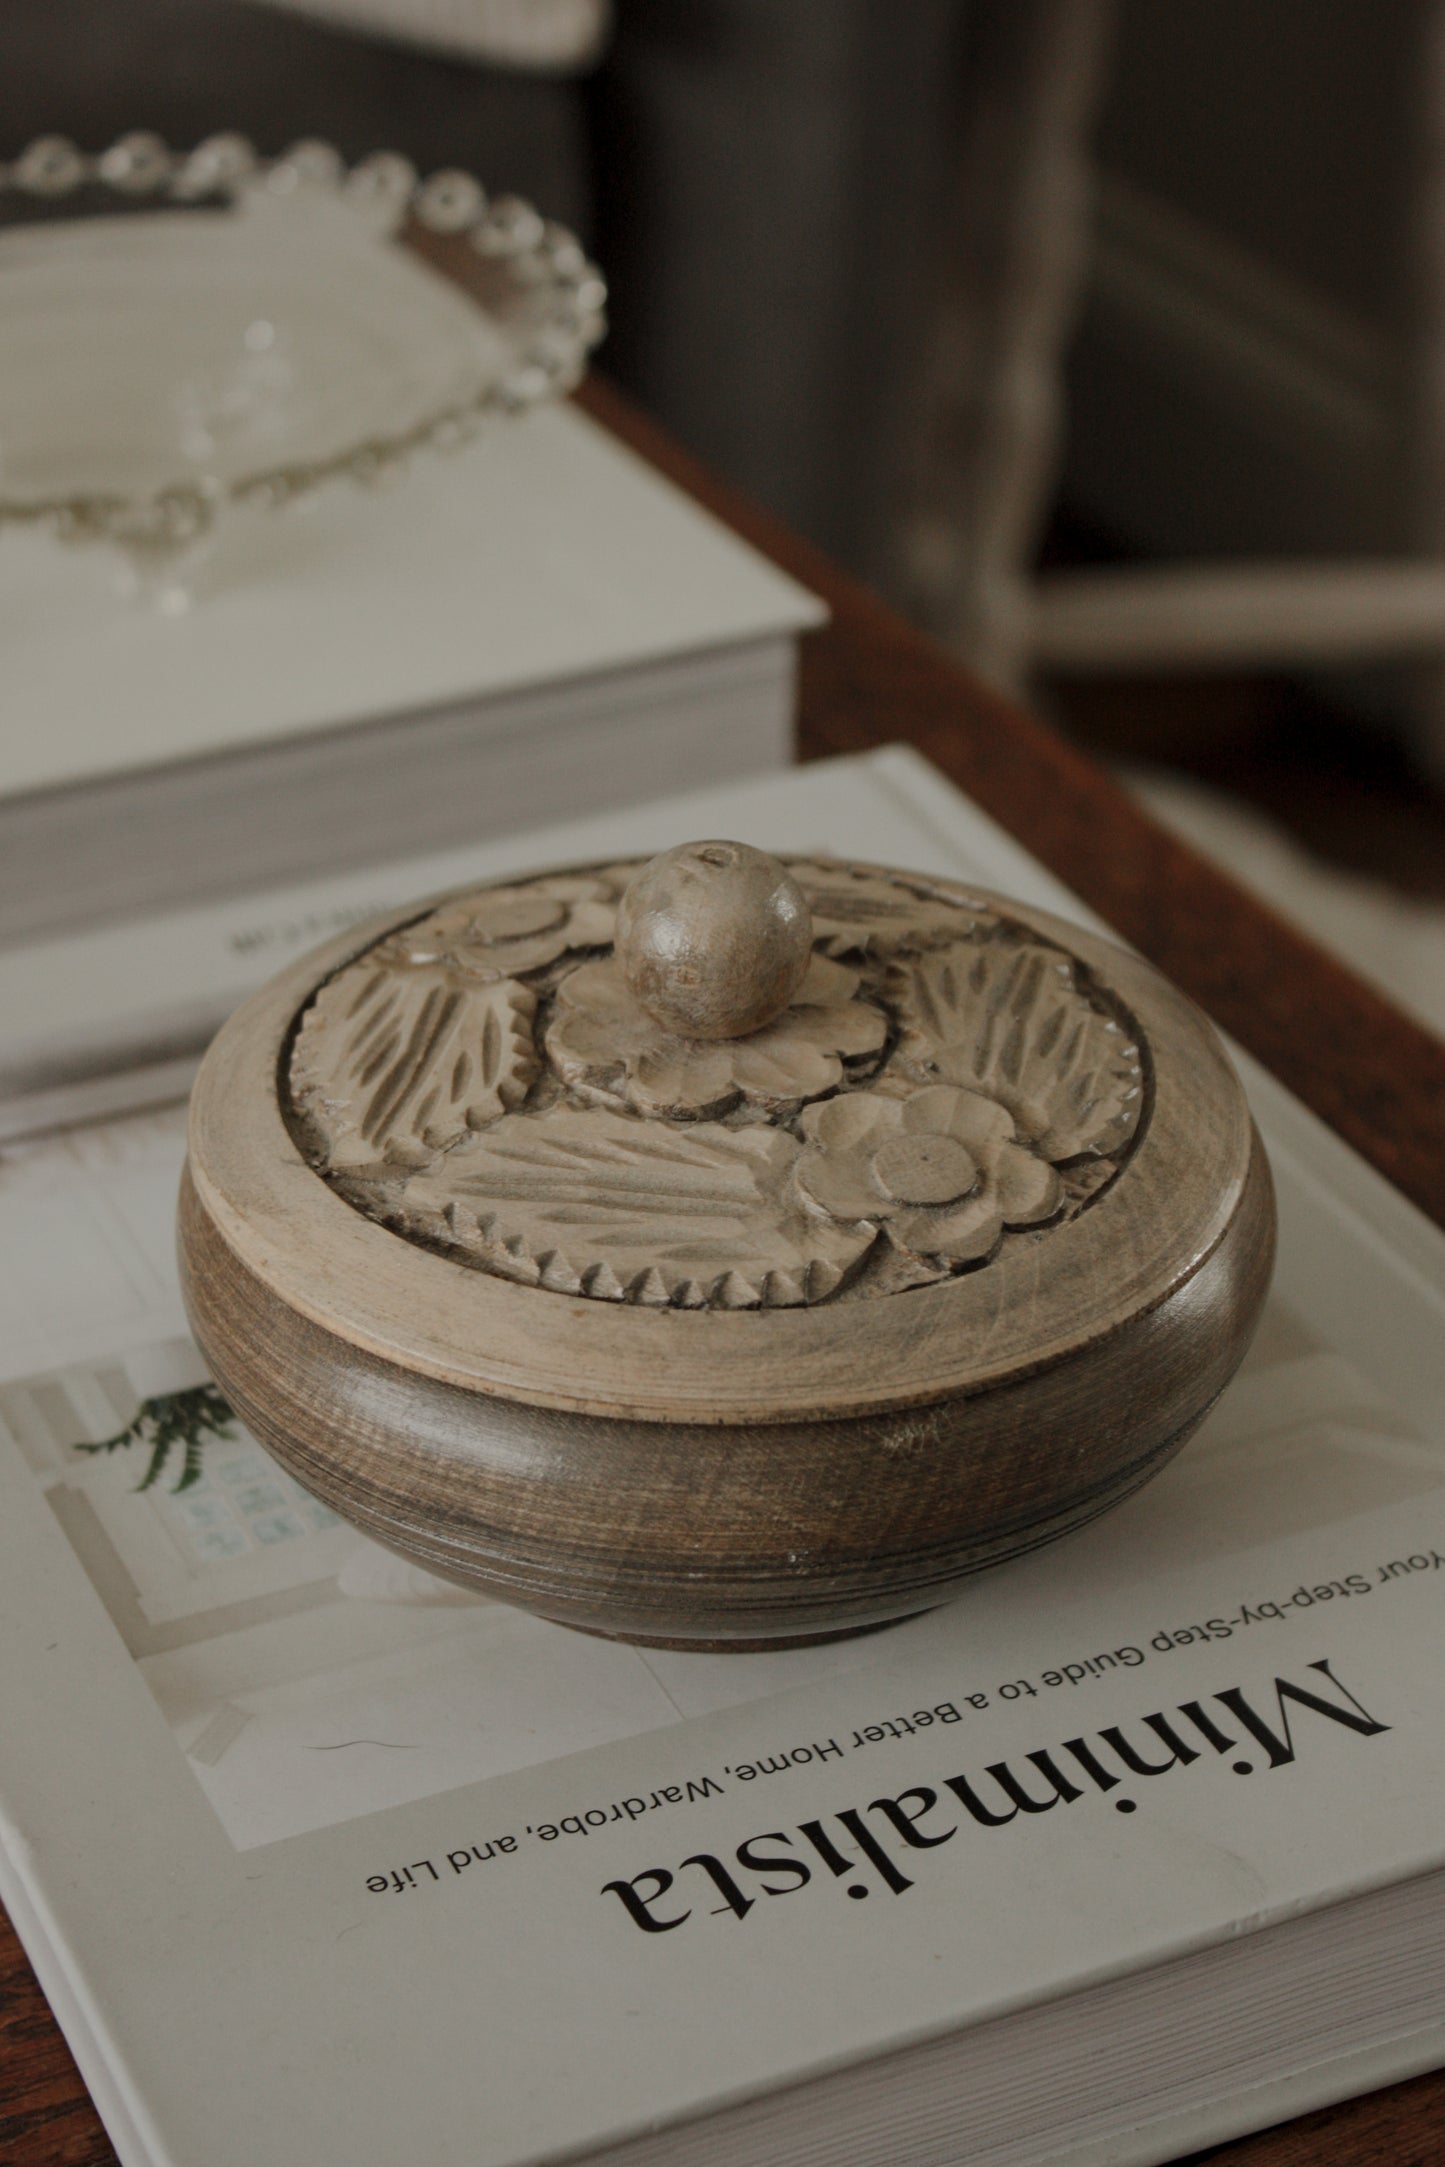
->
(4, 375, 1444, 2166)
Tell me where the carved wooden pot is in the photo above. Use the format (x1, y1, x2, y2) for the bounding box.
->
(179, 843, 1275, 1650)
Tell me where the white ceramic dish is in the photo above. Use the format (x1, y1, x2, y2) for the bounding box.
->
(0, 133, 605, 602)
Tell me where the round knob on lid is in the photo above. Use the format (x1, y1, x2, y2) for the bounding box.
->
(615, 840, 814, 1040)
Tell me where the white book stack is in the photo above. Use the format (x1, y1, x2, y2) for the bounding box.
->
(0, 398, 822, 953)
(0, 750, 1441, 2167)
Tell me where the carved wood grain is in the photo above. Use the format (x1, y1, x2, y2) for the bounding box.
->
(396, 1102, 875, 1308)
(290, 963, 538, 1168)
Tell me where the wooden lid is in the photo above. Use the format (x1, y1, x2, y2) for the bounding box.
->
(187, 847, 1253, 1425)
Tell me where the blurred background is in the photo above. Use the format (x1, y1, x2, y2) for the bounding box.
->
(6, 0, 1445, 1037)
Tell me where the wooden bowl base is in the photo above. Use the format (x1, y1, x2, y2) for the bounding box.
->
(180, 1083, 1274, 1655)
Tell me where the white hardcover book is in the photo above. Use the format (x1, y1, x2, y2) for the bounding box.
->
(0, 399, 823, 947)
(0, 748, 1441, 2167)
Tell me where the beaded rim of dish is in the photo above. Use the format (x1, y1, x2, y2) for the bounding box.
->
(0, 131, 606, 551)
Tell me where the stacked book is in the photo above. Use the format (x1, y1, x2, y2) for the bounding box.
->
(0, 749, 1441, 2166)
(0, 396, 821, 1126)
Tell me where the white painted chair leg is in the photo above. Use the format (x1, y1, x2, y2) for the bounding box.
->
(1028, 560, 1445, 673)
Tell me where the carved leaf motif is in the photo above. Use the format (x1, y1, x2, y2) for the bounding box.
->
(396, 1105, 876, 1307)
(790, 860, 987, 958)
(385, 874, 615, 979)
(291, 962, 539, 1170)
(890, 940, 1144, 1161)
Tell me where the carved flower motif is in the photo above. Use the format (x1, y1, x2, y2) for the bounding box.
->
(546, 952, 888, 1118)
(794, 1084, 1062, 1264)
(380, 875, 615, 982)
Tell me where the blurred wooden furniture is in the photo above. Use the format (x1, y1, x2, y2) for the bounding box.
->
(250, 0, 607, 69)
(896, 0, 1445, 792)
(3, 374, 1443, 2165)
